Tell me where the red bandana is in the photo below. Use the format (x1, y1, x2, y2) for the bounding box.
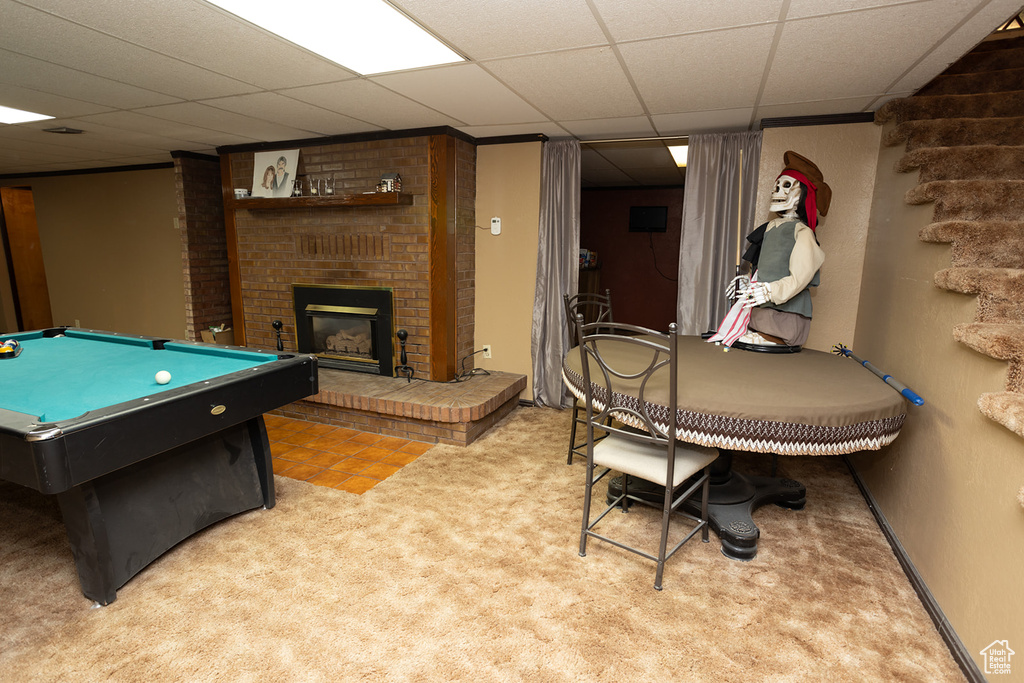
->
(777, 169, 818, 231)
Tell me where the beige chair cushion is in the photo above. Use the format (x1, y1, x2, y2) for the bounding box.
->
(593, 433, 717, 489)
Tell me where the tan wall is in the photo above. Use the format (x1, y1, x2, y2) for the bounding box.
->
(0, 169, 185, 338)
(754, 123, 881, 353)
(852, 123, 1024, 669)
(474, 142, 543, 398)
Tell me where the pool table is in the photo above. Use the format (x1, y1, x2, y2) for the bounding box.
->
(0, 327, 318, 604)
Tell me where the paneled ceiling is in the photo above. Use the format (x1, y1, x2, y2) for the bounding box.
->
(1, 0, 1021, 185)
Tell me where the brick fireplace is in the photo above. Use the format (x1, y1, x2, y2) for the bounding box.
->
(201, 129, 526, 445)
(219, 130, 476, 382)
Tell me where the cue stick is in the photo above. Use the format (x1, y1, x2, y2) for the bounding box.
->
(736, 148, 743, 268)
(832, 344, 925, 406)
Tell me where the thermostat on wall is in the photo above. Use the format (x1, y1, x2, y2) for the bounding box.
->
(490, 217, 501, 235)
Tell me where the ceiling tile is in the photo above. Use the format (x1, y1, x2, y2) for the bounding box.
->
(651, 108, 754, 135)
(0, 49, 181, 112)
(626, 167, 686, 185)
(201, 92, 374, 136)
(580, 148, 619, 170)
(281, 80, 461, 130)
(562, 117, 658, 140)
(762, 5, 970, 104)
(0, 2, 256, 100)
(394, 0, 608, 60)
(73, 110, 261, 147)
(591, 0, 784, 41)
(485, 47, 644, 120)
(888, 0, 1024, 92)
(19, 0, 359, 90)
(372, 64, 545, 126)
(785, 0, 971, 19)
(581, 167, 636, 186)
(0, 81, 111, 121)
(0, 124, 164, 159)
(134, 102, 317, 142)
(619, 26, 778, 113)
(597, 142, 676, 169)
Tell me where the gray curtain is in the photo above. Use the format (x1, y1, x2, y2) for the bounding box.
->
(531, 139, 581, 408)
(676, 131, 762, 335)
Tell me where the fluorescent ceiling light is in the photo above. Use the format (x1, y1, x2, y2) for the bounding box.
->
(207, 0, 464, 75)
(668, 145, 688, 167)
(0, 105, 54, 125)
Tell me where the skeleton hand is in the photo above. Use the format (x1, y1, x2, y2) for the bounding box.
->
(740, 281, 771, 308)
(726, 275, 750, 300)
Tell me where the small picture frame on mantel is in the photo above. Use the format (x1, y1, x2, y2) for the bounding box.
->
(252, 150, 300, 198)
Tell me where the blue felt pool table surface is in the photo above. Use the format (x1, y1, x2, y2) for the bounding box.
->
(1, 328, 275, 423)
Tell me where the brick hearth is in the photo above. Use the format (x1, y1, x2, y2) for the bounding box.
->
(271, 369, 527, 446)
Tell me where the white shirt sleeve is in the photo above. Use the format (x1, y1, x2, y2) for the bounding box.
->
(766, 223, 825, 305)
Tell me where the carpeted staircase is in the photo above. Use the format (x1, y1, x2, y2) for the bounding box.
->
(875, 31, 1024, 457)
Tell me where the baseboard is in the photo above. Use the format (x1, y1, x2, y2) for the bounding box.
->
(842, 456, 986, 683)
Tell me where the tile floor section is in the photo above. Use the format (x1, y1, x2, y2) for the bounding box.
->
(266, 414, 434, 495)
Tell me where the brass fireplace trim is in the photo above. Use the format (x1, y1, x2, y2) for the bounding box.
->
(305, 304, 378, 317)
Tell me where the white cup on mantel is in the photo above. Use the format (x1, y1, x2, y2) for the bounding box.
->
(233, 188, 248, 199)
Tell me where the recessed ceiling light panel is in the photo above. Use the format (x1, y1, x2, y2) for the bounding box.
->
(668, 145, 688, 167)
(0, 105, 54, 125)
(207, 0, 465, 75)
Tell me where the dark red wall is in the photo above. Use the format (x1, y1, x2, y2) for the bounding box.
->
(580, 187, 683, 331)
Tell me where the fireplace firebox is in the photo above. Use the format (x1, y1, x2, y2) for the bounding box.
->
(293, 285, 394, 376)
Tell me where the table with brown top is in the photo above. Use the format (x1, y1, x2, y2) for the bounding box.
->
(562, 335, 907, 560)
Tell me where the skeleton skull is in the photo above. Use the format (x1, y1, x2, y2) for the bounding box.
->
(770, 174, 803, 216)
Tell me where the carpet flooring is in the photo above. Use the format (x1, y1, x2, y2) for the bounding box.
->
(0, 407, 963, 682)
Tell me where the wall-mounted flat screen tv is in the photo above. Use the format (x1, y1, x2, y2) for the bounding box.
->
(628, 206, 668, 232)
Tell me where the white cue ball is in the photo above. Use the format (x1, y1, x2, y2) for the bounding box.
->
(155, 370, 172, 385)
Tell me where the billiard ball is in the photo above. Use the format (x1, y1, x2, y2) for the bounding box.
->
(155, 370, 172, 385)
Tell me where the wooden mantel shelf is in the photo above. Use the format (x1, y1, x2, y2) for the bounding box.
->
(226, 192, 414, 210)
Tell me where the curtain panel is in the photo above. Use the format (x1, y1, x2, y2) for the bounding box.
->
(676, 131, 762, 335)
(531, 139, 581, 408)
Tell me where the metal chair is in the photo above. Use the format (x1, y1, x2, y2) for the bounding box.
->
(574, 317, 717, 590)
(563, 289, 613, 465)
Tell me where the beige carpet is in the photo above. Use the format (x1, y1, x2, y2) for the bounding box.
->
(1, 407, 963, 682)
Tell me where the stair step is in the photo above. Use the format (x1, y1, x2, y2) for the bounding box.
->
(896, 145, 1024, 181)
(934, 266, 1024, 300)
(876, 91, 1024, 123)
(916, 67, 1024, 96)
(971, 34, 1024, 53)
(953, 322, 1024, 361)
(954, 323, 1024, 395)
(881, 116, 1024, 149)
(905, 179, 1024, 222)
(920, 220, 1024, 269)
(977, 391, 1024, 438)
(944, 44, 1024, 75)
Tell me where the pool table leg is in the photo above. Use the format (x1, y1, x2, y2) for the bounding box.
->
(55, 484, 118, 606)
(248, 416, 275, 509)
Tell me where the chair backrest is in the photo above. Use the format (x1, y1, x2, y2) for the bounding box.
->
(563, 289, 613, 345)
(576, 319, 679, 455)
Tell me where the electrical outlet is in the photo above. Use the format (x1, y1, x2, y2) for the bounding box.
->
(482, 344, 491, 359)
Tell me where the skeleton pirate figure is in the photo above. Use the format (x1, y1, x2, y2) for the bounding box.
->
(708, 150, 832, 349)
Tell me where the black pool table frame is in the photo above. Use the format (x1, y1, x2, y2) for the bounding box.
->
(0, 328, 318, 605)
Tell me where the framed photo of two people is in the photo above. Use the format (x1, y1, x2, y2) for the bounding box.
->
(251, 149, 299, 198)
